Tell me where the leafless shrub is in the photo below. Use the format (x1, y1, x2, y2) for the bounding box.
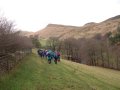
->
(0, 16, 33, 74)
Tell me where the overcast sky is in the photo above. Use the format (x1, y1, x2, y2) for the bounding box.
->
(0, 0, 120, 32)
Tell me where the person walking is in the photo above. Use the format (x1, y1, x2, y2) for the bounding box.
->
(47, 50, 53, 64)
(54, 51, 58, 64)
(57, 51, 61, 62)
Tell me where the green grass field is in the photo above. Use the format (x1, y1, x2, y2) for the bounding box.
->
(39, 39, 47, 47)
(0, 51, 120, 90)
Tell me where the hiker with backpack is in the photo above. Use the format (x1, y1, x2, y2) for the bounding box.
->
(47, 50, 53, 64)
(37, 49, 43, 58)
(54, 51, 58, 64)
(57, 51, 60, 62)
(53, 51, 61, 64)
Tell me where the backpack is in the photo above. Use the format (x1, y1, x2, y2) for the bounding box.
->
(47, 53, 51, 57)
(57, 52, 60, 56)
(54, 52, 58, 59)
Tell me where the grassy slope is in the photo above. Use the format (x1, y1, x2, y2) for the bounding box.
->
(0, 52, 120, 90)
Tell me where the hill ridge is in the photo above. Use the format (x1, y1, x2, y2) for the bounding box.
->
(22, 15, 120, 39)
(35, 15, 120, 39)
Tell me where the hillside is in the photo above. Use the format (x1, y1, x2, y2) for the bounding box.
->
(106, 15, 120, 21)
(35, 15, 120, 39)
(0, 51, 120, 90)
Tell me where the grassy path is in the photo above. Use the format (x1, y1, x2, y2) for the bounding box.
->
(0, 53, 120, 90)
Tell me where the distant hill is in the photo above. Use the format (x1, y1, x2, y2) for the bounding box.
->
(19, 31, 35, 37)
(35, 15, 120, 39)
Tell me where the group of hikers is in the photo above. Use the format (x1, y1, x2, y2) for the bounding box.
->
(37, 49, 61, 64)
